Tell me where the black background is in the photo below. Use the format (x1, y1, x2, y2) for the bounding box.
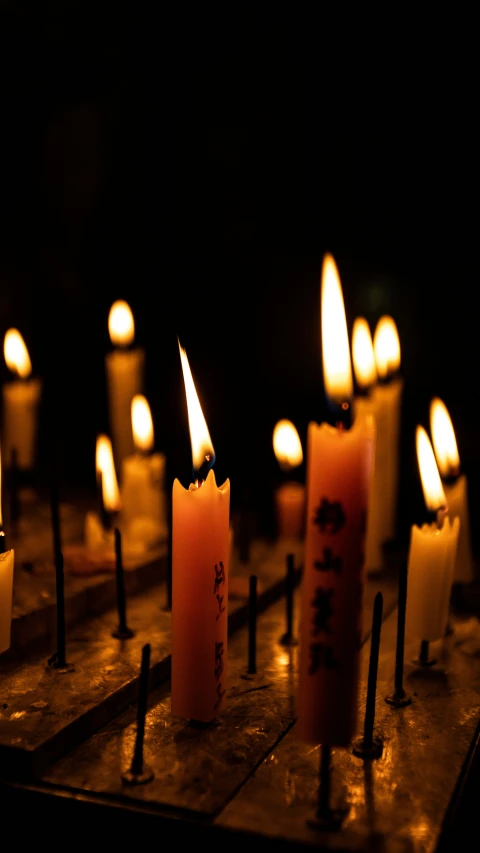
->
(1, 6, 478, 549)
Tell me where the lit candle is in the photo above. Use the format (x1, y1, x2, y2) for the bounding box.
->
(405, 427, 460, 642)
(430, 398, 473, 584)
(120, 395, 168, 547)
(0, 447, 14, 654)
(298, 254, 375, 745)
(372, 315, 403, 543)
(84, 434, 121, 550)
(272, 419, 305, 540)
(172, 341, 230, 722)
(105, 300, 145, 470)
(2, 329, 42, 470)
(352, 318, 386, 573)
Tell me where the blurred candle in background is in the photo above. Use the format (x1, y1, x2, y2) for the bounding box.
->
(105, 300, 145, 471)
(298, 254, 375, 746)
(0, 447, 14, 654)
(172, 341, 230, 723)
(430, 398, 474, 584)
(352, 317, 385, 573)
(272, 418, 304, 541)
(121, 394, 167, 548)
(85, 434, 120, 550)
(373, 315, 403, 543)
(405, 426, 459, 642)
(2, 329, 42, 470)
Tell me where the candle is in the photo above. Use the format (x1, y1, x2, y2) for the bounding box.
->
(2, 329, 42, 470)
(0, 448, 14, 654)
(84, 434, 120, 550)
(372, 316, 403, 543)
(405, 427, 460, 642)
(430, 398, 473, 584)
(172, 341, 230, 722)
(352, 318, 385, 573)
(105, 300, 145, 470)
(298, 254, 375, 746)
(121, 395, 168, 547)
(272, 419, 305, 540)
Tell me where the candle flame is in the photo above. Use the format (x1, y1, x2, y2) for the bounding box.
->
(273, 419, 303, 471)
(430, 397, 460, 479)
(108, 300, 135, 347)
(95, 434, 120, 513)
(178, 339, 215, 480)
(132, 394, 154, 453)
(4, 329, 32, 378)
(416, 425, 446, 513)
(321, 254, 353, 406)
(373, 315, 401, 379)
(352, 317, 377, 391)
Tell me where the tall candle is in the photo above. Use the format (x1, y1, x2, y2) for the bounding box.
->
(172, 342, 230, 723)
(373, 316, 403, 543)
(105, 300, 145, 471)
(352, 318, 386, 573)
(298, 255, 375, 746)
(430, 398, 473, 584)
(272, 419, 305, 540)
(121, 395, 168, 546)
(0, 451, 14, 654)
(2, 329, 42, 470)
(405, 427, 460, 641)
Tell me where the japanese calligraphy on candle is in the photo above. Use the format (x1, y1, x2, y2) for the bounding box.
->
(171, 342, 230, 723)
(298, 254, 375, 746)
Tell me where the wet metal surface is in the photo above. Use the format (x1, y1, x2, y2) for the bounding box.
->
(218, 607, 480, 852)
(40, 574, 397, 819)
(0, 540, 306, 779)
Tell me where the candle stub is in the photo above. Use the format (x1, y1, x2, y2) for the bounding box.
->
(0, 549, 15, 654)
(2, 329, 42, 470)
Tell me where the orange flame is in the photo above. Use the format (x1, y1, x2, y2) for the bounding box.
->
(430, 398, 460, 479)
(273, 419, 303, 471)
(352, 317, 377, 391)
(321, 254, 353, 405)
(4, 329, 32, 378)
(131, 395, 154, 453)
(373, 316, 401, 379)
(95, 434, 120, 513)
(178, 339, 215, 478)
(108, 300, 135, 347)
(416, 425, 446, 514)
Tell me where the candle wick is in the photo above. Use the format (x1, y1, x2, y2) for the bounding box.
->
(436, 506, 448, 530)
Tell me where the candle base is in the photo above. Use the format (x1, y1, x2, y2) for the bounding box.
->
(385, 689, 412, 708)
(351, 734, 383, 760)
(278, 632, 299, 647)
(46, 655, 75, 674)
(307, 805, 349, 832)
(122, 765, 155, 785)
(112, 626, 135, 640)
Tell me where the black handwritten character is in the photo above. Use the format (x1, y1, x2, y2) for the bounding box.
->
(214, 561, 226, 595)
(308, 642, 341, 675)
(216, 593, 226, 620)
(214, 681, 226, 710)
(313, 498, 346, 534)
(311, 587, 334, 635)
(214, 640, 224, 681)
(314, 548, 343, 575)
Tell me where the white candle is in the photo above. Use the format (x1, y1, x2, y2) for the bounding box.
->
(121, 395, 168, 546)
(405, 427, 460, 641)
(105, 300, 145, 470)
(272, 419, 305, 540)
(352, 318, 386, 573)
(2, 329, 42, 470)
(372, 316, 403, 543)
(430, 397, 474, 583)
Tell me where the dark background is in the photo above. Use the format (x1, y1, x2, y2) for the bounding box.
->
(1, 6, 478, 549)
